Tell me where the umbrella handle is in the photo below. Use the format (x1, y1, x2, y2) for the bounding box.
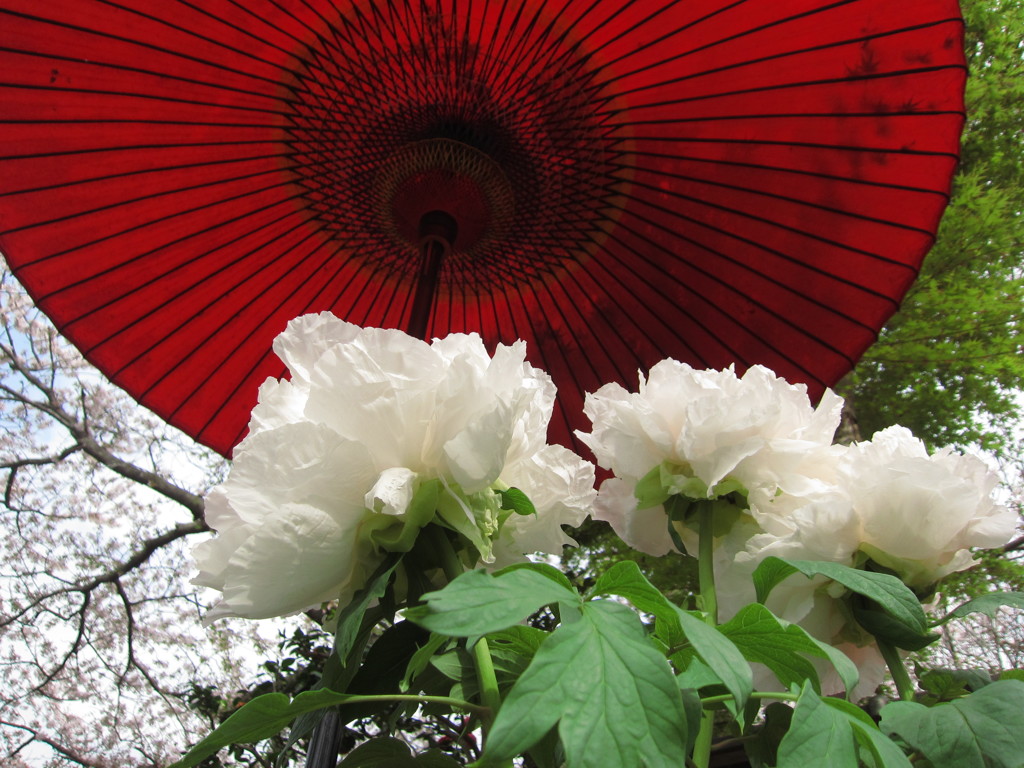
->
(304, 709, 343, 768)
(408, 211, 457, 341)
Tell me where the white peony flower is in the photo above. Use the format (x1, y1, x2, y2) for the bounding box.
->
(193, 313, 595, 621)
(837, 426, 1016, 589)
(577, 360, 843, 554)
(711, 500, 884, 700)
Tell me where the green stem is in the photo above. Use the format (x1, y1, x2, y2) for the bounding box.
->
(426, 525, 505, 738)
(473, 636, 503, 729)
(429, 524, 465, 582)
(700, 691, 800, 706)
(697, 501, 718, 626)
(691, 501, 720, 768)
(692, 710, 715, 768)
(323, 692, 489, 714)
(878, 639, 915, 701)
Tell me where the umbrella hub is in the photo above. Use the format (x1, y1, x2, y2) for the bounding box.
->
(376, 138, 514, 257)
(284, 9, 635, 293)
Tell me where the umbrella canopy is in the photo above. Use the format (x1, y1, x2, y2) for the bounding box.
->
(0, 0, 965, 456)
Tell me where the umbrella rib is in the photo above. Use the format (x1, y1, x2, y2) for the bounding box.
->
(620, 149, 950, 197)
(67, 210, 312, 345)
(602, 61, 966, 111)
(96, 224, 329, 377)
(598, 220, 840, 383)
(611, 201, 893, 341)
(619, 181, 915, 307)
(2, 7, 290, 90)
(590, 5, 945, 93)
(0, 79, 287, 118)
(0, 138, 284, 163)
(582, 225, 746, 365)
(22, 177, 306, 282)
(579, 0, 752, 74)
(617, 162, 943, 237)
(505, 278, 586, 446)
(623, 175, 932, 272)
(2, 166, 293, 237)
(607, 132, 959, 160)
(532, 259, 644, 387)
(136, 230, 338, 391)
(0, 44, 284, 106)
(178, 245, 351, 438)
(604, 109, 963, 125)
(0, 149, 289, 197)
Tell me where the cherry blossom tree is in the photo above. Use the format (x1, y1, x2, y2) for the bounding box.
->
(0, 261, 295, 767)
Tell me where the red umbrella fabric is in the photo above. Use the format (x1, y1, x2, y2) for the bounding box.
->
(0, 0, 965, 456)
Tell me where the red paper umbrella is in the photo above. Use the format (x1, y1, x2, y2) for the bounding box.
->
(0, 1, 965, 456)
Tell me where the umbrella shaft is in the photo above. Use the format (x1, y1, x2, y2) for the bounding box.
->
(408, 211, 457, 340)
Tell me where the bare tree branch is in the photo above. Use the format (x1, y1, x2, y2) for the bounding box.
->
(1, 338, 205, 519)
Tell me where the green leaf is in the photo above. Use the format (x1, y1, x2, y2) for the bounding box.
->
(601, 558, 694, 656)
(746, 702, 794, 768)
(779, 683, 912, 768)
(339, 621, 431, 722)
(932, 592, 1024, 626)
(777, 683, 860, 768)
(402, 633, 450, 691)
(485, 625, 549, 660)
(679, 687, 703, 755)
(335, 553, 403, 662)
(497, 487, 537, 517)
(495, 560, 575, 593)
(338, 737, 461, 767)
(917, 666, 992, 704)
(719, 603, 859, 696)
(406, 567, 579, 636)
(999, 669, 1024, 684)
(671, 605, 753, 714)
(283, 559, 400, 764)
(881, 680, 1024, 768)
(676, 657, 723, 692)
(822, 697, 913, 768)
(481, 600, 688, 768)
(171, 690, 363, 768)
(753, 558, 934, 650)
(431, 648, 475, 682)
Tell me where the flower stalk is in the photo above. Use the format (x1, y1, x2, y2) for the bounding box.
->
(878, 639, 916, 702)
(697, 500, 718, 626)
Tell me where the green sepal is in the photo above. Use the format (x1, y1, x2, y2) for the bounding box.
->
(361, 478, 441, 554)
(435, 482, 501, 563)
(497, 486, 537, 516)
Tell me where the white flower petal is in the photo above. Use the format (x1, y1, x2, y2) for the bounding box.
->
(203, 502, 370, 622)
(366, 467, 419, 516)
(195, 313, 596, 621)
(593, 477, 677, 556)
